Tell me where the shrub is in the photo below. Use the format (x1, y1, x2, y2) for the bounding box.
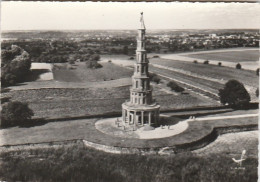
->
(68, 59, 75, 65)
(218, 80, 250, 108)
(90, 54, 100, 61)
(129, 57, 134, 60)
(256, 88, 259, 97)
(86, 60, 103, 69)
(236, 63, 242, 69)
(1, 101, 34, 128)
(108, 60, 112, 63)
(167, 81, 184, 92)
(218, 62, 222, 66)
(256, 68, 259, 76)
(153, 55, 159, 58)
(149, 73, 161, 84)
(203, 60, 209, 64)
(193, 60, 198, 64)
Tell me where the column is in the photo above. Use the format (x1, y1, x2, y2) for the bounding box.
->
(148, 112, 151, 125)
(154, 111, 156, 124)
(141, 111, 144, 125)
(134, 111, 136, 125)
(127, 110, 130, 123)
(123, 109, 125, 122)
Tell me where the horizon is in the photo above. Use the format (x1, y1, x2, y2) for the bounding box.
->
(2, 28, 259, 32)
(1, 2, 259, 31)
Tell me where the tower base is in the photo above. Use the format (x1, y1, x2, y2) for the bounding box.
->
(122, 101, 160, 127)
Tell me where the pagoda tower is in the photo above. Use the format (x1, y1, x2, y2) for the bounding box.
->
(122, 12, 160, 127)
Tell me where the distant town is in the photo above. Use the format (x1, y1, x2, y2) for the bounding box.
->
(2, 29, 259, 63)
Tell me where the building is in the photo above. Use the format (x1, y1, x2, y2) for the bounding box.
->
(121, 13, 160, 128)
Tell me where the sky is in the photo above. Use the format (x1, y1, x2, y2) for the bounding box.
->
(1, 2, 259, 30)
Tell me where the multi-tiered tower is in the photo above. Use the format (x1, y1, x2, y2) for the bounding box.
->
(122, 13, 160, 127)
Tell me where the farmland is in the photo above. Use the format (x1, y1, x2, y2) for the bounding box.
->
(185, 49, 259, 63)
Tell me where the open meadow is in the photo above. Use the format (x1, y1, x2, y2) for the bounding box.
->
(52, 62, 133, 82)
(159, 48, 259, 71)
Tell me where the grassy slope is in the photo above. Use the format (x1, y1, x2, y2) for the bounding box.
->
(0, 141, 257, 182)
(185, 50, 259, 62)
(193, 131, 258, 158)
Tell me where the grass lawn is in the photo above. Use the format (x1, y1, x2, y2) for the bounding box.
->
(53, 62, 133, 82)
(185, 50, 259, 63)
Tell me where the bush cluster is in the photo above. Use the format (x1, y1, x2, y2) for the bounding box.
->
(149, 73, 161, 84)
(167, 81, 184, 92)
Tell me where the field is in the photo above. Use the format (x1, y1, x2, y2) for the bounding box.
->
(52, 62, 133, 82)
(185, 50, 259, 63)
(2, 85, 217, 119)
(149, 58, 258, 87)
(149, 57, 258, 101)
(0, 141, 257, 182)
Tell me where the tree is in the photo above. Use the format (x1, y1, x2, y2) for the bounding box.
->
(1, 101, 34, 127)
(1, 45, 32, 86)
(236, 63, 242, 69)
(218, 80, 250, 108)
(218, 62, 222, 66)
(203, 60, 209, 64)
(256, 88, 259, 97)
(256, 68, 259, 76)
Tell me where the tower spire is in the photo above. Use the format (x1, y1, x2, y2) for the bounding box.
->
(140, 12, 145, 29)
